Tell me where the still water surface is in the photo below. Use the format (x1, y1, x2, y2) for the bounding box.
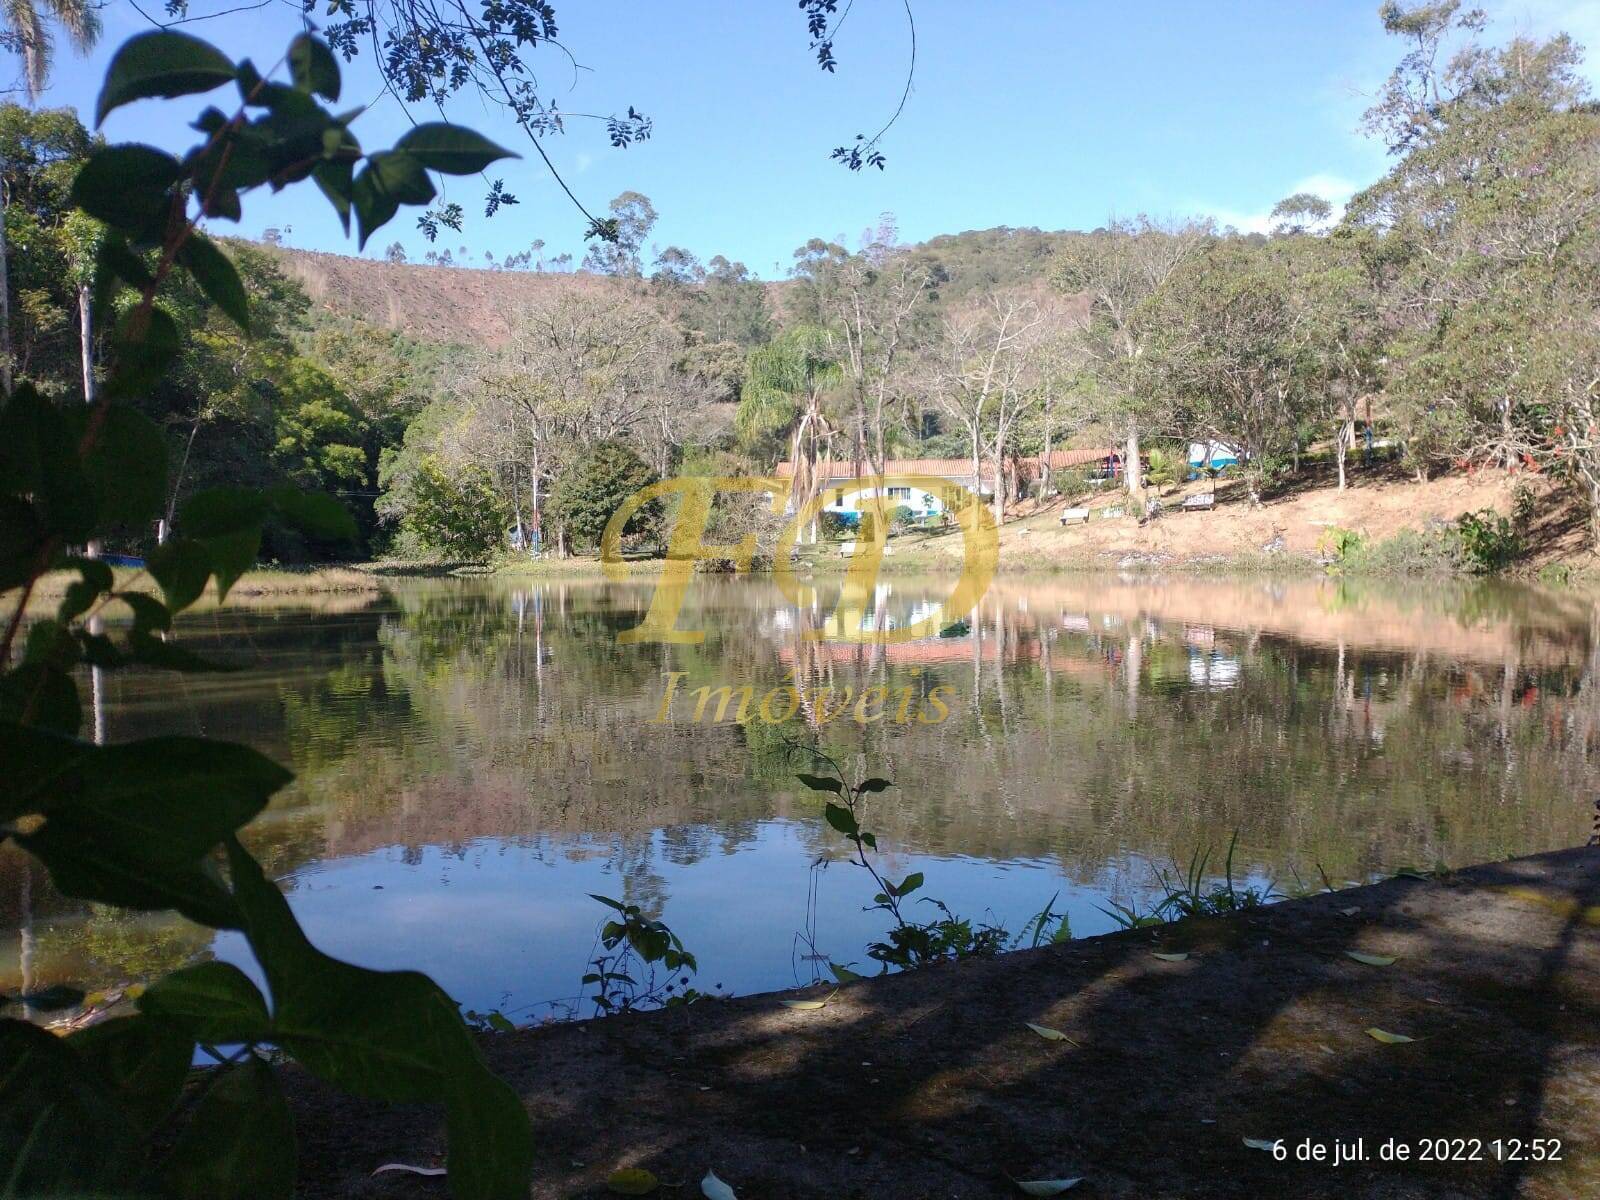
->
(4, 574, 1595, 1019)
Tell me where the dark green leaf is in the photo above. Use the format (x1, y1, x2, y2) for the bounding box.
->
(268, 486, 357, 542)
(288, 33, 340, 101)
(895, 872, 924, 897)
(176, 489, 266, 598)
(227, 841, 533, 1197)
(139, 961, 271, 1043)
(177, 233, 250, 332)
(19, 736, 290, 928)
(164, 1055, 295, 1200)
(97, 235, 156, 289)
(0, 1018, 141, 1193)
(148, 538, 212, 611)
(105, 305, 182, 398)
(55, 555, 114, 623)
(0, 496, 47, 590)
(97, 30, 236, 124)
(350, 151, 433, 248)
(858, 777, 892, 793)
(81, 404, 169, 527)
(0, 383, 95, 540)
(68, 1013, 193, 1134)
(113, 589, 172, 633)
(70, 144, 181, 234)
(395, 123, 517, 175)
(18, 983, 84, 1010)
(795, 772, 842, 794)
(313, 159, 353, 234)
(823, 803, 858, 836)
(0, 662, 81, 735)
(0, 720, 88, 820)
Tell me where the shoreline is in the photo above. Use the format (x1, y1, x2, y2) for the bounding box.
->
(282, 846, 1599, 1199)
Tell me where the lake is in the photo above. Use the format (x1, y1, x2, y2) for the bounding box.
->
(4, 572, 1594, 1021)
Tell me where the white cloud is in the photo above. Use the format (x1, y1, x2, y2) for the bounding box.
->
(1200, 172, 1362, 236)
(574, 152, 594, 175)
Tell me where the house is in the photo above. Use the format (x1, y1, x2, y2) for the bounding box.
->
(774, 448, 1118, 524)
(1187, 440, 1243, 473)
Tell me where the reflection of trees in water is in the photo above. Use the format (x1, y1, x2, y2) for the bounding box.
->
(7, 574, 1598, 996)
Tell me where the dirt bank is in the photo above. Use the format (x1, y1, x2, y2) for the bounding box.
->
(284, 847, 1600, 1199)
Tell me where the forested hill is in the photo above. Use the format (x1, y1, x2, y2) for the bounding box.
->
(261, 225, 1081, 349)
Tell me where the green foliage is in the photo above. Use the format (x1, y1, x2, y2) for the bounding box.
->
(1456, 508, 1521, 573)
(795, 757, 1065, 971)
(0, 30, 530, 1200)
(547, 440, 659, 551)
(1318, 525, 1367, 569)
(583, 894, 703, 1013)
(400, 455, 509, 558)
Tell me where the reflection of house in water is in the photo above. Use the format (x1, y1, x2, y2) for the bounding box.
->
(1188, 651, 1242, 690)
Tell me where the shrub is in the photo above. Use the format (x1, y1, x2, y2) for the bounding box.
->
(1053, 466, 1094, 499)
(1456, 508, 1520, 573)
(548, 441, 660, 552)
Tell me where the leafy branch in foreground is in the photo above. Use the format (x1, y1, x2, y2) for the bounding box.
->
(1, 28, 530, 1200)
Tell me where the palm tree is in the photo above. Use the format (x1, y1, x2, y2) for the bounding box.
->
(4, 0, 100, 101)
(0, 0, 100, 394)
(736, 326, 844, 543)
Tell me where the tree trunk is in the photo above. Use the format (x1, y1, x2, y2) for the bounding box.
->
(79, 283, 94, 402)
(1335, 416, 1353, 491)
(990, 447, 1006, 528)
(81, 282, 102, 557)
(970, 428, 983, 515)
(0, 173, 11, 398)
(1039, 385, 1054, 498)
(1124, 427, 1143, 504)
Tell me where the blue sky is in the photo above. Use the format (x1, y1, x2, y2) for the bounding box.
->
(28, 0, 1600, 276)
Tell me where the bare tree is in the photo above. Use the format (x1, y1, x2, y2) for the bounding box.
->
(922, 290, 1043, 525)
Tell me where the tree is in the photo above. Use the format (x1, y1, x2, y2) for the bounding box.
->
(0, 102, 90, 396)
(0, 0, 101, 397)
(1270, 192, 1333, 237)
(384, 241, 407, 263)
(1346, 4, 1600, 530)
(548, 439, 659, 551)
(401, 454, 509, 557)
(1050, 216, 1210, 503)
(0, 0, 98, 100)
(737, 326, 844, 537)
(1142, 238, 1324, 503)
(922, 290, 1043, 525)
(581, 190, 657, 276)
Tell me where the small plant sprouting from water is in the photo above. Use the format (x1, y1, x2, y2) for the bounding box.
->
(1102, 833, 1280, 929)
(583, 894, 705, 1014)
(795, 752, 1067, 970)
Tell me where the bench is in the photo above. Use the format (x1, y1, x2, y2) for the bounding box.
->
(1181, 493, 1216, 511)
(1059, 507, 1091, 526)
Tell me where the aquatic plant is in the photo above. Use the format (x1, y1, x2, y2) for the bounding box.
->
(583, 893, 705, 1014)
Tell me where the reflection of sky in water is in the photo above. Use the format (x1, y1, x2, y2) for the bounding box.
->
(5, 573, 1596, 1018)
(209, 821, 1139, 1020)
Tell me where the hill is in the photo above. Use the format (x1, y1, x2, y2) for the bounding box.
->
(262, 247, 630, 348)
(260, 225, 1084, 349)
